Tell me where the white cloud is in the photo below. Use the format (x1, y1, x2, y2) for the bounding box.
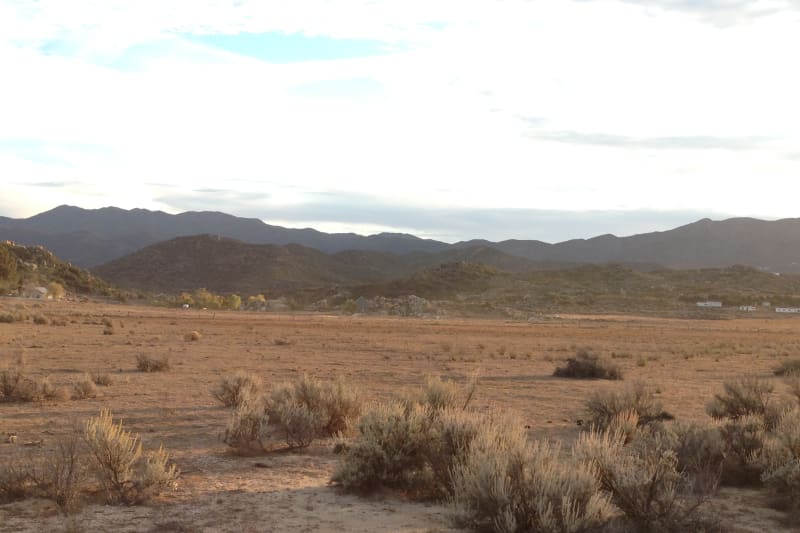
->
(0, 0, 798, 240)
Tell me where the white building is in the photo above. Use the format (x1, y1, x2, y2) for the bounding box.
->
(775, 307, 800, 313)
(696, 301, 723, 308)
(738, 306, 757, 312)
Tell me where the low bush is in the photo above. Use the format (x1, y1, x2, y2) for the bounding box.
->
(91, 373, 113, 386)
(758, 406, 800, 517)
(333, 377, 495, 500)
(268, 374, 362, 445)
(84, 409, 178, 504)
(135, 354, 171, 372)
(32, 314, 48, 325)
(670, 422, 726, 495)
(27, 432, 88, 514)
(774, 359, 800, 377)
(453, 433, 612, 533)
(0, 366, 67, 403)
(585, 382, 672, 431)
(212, 371, 262, 408)
(0, 452, 30, 503)
(553, 349, 622, 380)
(718, 414, 767, 486)
(706, 375, 775, 424)
(221, 394, 268, 453)
(786, 374, 800, 404)
(576, 423, 720, 532)
(72, 375, 98, 400)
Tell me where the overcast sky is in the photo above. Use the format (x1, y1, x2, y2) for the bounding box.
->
(1, 0, 799, 243)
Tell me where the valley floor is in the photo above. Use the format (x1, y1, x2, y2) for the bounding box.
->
(1, 300, 799, 532)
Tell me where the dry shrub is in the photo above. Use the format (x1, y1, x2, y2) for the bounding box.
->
(32, 314, 48, 325)
(84, 409, 178, 504)
(774, 359, 800, 377)
(331, 401, 440, 494)
(222, 393, 268, 453)
(28, 432, 88, 514)
(269, 374, 362, 444)
(333, 376, 484, 497)
(407, 373, 478, 412)
(135, 354, 171, 372)
(576, 422, 720, 532)
(757, 406, 800, 517)
(786, 374, 800, 404)
(72, 375, 98, 400)
(212, 371, 262, 407)
(0, 451, 31, 503)
(0, 366, 67, 403)
(184, 330, 202, 341)
(553, 349, 622, 380)
(718, 414, 767, 486)
(669, 422, 726, 495)
(91, 373, 113, 386)
(452, 428, 613, 533)
(585, 382, 672, 431)
(706, 375, 776, 424)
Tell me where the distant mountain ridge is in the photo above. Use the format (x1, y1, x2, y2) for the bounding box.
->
(92, 234, 538, 293)
(2, 205, 800, 272)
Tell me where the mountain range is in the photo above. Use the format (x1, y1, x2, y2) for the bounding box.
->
(1, 205, 800, 274)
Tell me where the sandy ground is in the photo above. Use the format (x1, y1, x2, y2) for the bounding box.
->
(1, 299, 799, 532)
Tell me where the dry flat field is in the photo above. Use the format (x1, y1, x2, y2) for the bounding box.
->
(1, 298, 799, 532)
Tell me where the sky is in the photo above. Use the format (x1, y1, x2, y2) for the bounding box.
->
(1, 0, 799, 243)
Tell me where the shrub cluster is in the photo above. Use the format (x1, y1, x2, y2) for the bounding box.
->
(553, 349, 622, 380)
(0, 365, 68, 403)
(0, 410, 178, 512)
(219, 373, 362, 453)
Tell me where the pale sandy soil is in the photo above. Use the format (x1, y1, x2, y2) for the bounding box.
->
(1, 299, 799, 532)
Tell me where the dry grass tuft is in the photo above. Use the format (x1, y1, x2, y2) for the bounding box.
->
(135, 354, 171, 372)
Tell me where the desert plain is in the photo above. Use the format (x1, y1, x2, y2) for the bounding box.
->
(1, 298, 799, 532)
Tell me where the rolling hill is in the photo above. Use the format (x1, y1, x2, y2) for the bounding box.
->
(92, 234, 537, 294)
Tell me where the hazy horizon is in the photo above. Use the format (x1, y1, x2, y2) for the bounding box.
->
(0, 203, 764, 245)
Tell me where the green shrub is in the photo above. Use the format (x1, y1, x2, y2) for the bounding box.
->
(135, 354, 170, 372)
(585, 382, 672, 431)
(212, 371, 262, 408)
(553, 350, 622, 380)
